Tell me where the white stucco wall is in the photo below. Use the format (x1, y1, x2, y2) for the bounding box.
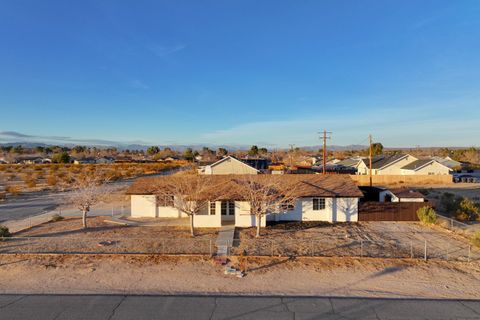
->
(131, 196, 359, 225)
(376, 155, 417, 175)
(205, 157, 258, 175)
(400, 161, 452, 176)
(267, 197, 358, 222)
(235, 201, 266, 227)
(379, 190, 424, 203)
(131, 195, 157, 217)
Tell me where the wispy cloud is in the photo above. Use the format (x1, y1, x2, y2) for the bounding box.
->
(0, 131, 153, 147)
(0, 131, 34, 138)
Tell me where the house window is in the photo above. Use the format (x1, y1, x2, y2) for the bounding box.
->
(221, 201, 227, 215)
(209, 201, 216, 215)
(313, 198, 326, 210)
(280, 203, 295, 211)
(221, 201, 235, 215)
(228, 201, 235, 215)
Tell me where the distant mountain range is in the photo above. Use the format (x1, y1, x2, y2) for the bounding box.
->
(0, 141, 368, 152)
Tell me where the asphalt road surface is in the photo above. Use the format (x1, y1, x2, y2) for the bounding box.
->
(0, 295, 479, 320)
(0, 171, 180, 223)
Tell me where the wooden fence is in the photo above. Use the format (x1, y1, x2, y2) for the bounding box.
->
(358, 202, 431, 221)
(350, 175, 452, 186)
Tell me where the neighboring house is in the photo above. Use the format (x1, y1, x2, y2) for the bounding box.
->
(361, 154, 418, 175)
(430, 156, 462, 170)
(14, 156, 46, 164)
(126, 175, 363, 227)
(400, 159, 452, 175)
(201, 156, 259, 175)
(337, 157, 368, 175)
(72, 157, 97, 164)
(96, 156, 115, 164)
(379, 188, 425, 203)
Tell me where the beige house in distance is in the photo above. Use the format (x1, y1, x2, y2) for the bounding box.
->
(358, 154, 418, 175)
(200, 156, 259, 175)
(400, 159, 452, 175)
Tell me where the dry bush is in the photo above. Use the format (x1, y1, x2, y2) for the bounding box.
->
(0, 166, 6, 172)
(5, 185, 20, 195)
(7, 174, 16, 181)
(47, 175, 58, 186)
(26, 179, 37, 188)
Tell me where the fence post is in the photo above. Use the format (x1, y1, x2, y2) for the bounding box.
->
(424, 240, 427, 261)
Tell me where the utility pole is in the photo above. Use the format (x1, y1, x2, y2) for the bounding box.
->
(369, 134, 373, 187)
(320, 129, 332, 175)
(288, 144, 295, 168)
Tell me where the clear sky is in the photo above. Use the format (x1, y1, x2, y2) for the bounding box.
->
(1, 0, 479, 148)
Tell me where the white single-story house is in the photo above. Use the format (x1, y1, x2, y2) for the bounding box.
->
(365, 154, 418, 175)
(379, 188, 425, 203)
(200, 156, 259, 175)
(127, 174, 363, 228)
(400, 159, 452, 175)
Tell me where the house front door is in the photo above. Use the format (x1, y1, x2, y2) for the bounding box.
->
(221, 201, 235, 221)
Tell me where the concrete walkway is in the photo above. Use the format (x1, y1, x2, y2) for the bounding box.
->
(0, 295, 479, 319)
(215, 223, 235, 256)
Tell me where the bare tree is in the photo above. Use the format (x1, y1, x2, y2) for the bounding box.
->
(233, 175, 300, 237)
(153, 174, 224, 237)
(65, 174, 111, 228)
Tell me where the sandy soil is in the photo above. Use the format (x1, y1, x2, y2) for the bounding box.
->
(233, 221, 479, 260)
(0, 254, 479, 299)
(1, 217, 218, 254)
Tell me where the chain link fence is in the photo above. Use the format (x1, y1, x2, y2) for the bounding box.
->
(1, 235, 477, 262)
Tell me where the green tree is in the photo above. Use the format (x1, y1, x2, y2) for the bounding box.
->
(248, 145, 259, 156)
(12, 145, 23, 154)
(455, 198, 480, 221)
(52, 152, 71, 163)
(259, 147, 268, 154)
(372, 143, 384, 156)
(440, 192, 462, 217)
(416, 206, 437, 225)
(147, 146, 160, 156)
(217, 147, 228, 157)
(183, 148, 194, 161)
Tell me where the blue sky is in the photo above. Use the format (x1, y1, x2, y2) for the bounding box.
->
(1, 0, 479, 148)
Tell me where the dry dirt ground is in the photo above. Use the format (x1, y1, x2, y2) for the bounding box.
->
(1, 217, 218, 254)
(0, 254, 479, 299)
(233, 221, 479, 261)
(2, 217, 478, 260)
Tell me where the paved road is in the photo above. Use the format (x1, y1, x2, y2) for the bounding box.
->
(0, 295, 479, 319)
(0, 170, 180, 223)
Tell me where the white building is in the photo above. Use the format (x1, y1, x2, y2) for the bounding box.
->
(200, 156, 259, 175)
(379, 188, 426, 203)
(400, 159, 452, 176)
(127, 175, 363, 228)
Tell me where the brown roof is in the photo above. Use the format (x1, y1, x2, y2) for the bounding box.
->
(389, 188, 425, 199)
(126, 174, 363, 199)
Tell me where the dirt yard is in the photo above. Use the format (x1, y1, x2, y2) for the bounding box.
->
(233, 221, 479, 261)
(1, 217, 218, 254)
(0, 254, 479, 299)
(3, 217, 478, 261)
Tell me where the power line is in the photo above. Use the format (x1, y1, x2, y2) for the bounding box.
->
(318, 129, 332, 175)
